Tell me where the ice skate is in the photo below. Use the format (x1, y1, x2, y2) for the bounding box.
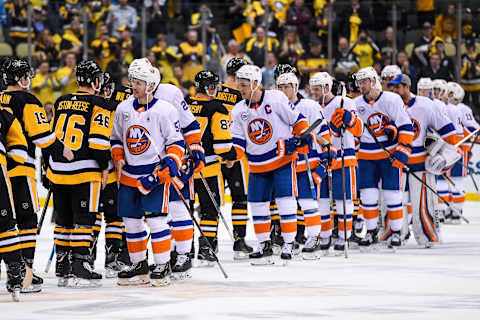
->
(105, 252, 129, 278)
(233, 238, 253, 260)
(21, 272, 43, 293)
(349, 232, 363, 249)
(197, 238, 217, 267)
(171, 253, 192, 280)
(302, 236, 321, 260)
(295, 224, 307, 245)
(55, 251, 71, 287)
(319, 236, 332, 256)
(68, 255, 102, 288)
(280, 242, 296, 265)
(387, 231, 401, 251)
(359, 230, 378, 252)
(449, 212, 461, 225)
(6, 262, 23, 302)
(333, 237, 346, 256)
(270, 221, 284, 256)
(250, 240, 274, 265)
(117, 259, 150, 286)
(150, 263, 171, 286)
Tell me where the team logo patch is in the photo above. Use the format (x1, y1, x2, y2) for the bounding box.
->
(80, 200, 87, 208)
(241, 111, 248, 121)
(123, 112, 130, 121)
(1, 209, 7, 217)
(21, 202, 29, 210)
(248, 118, 273, 145)
(411, 118, 420, 140)
(126, 125, 151, 155)
(367, 112, 390, 136)
(358, 106, 366, 114)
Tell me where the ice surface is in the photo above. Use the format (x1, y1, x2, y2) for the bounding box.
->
(1, 202, 480, 320)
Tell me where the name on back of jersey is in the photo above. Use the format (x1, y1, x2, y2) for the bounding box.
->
(57, 100, 90, 112)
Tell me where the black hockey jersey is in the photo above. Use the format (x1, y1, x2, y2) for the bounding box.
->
(47, 91, 112, 185)
(0, 90, 62, 178)
(215, 84, 242, 112)
(0, 106, 28, 168)
(110, 85, 133, 110)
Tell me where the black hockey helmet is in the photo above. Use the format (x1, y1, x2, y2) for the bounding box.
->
(273, 64, 297, 82)
(331, 79, 344, 96)
(346, 73, 360, 94)
(226, 57, 248, 76)
(194, 70, 219, 94)
(3, 58, 34, 86)
(101, 71, 115, 99)
(76, 60, 104, 88)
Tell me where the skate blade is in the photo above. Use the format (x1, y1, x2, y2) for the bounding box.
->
(11, 289, 20, 302)
(233, 251, 251, 260)
(272, 245, 282, 256)
(250, 256, 274, 266)
(57, 277, 69, 287)
(151, 277, 171, 287)
(68, 277, 102, 288)
(195, 260, 215, 268)
(302, 251, 321, 260)
(105, 268, 120, 279)
(117, 275, 150, 286)
(21, 284, 41, 293)
(171, 270, 192, 281)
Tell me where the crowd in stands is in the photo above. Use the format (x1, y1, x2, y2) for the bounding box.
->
(0, 0, 479, 114)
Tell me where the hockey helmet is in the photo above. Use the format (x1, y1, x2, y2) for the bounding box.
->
(3, 58, 34, 88)
(276, 72, 298, 88)
(309, 72, 333, 91)
(273, 63, 297, 82)
(380, 65, 401, 81)
(432, 79, 447, 93)
(226, 57, 248, 76)
(446, 82, 464, 102)
(129, 61, 161, 95)
(235, 65, 262, 92)
(76, 60, 104, 90)
(101, 72, 115, 99)
(194, 70, 220, 96)
(346, 73, 360, 94)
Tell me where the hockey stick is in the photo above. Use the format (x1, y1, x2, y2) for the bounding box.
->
(454, 127, 480, 148)
(441, 173, 466, 195)
(142, 130, 228, 279)
(184, 143, 236, 243)
(338, 84, 348, 259)
(364, 124, 470, 223)
(315, 134, 335, 214)
(37, 189, 52, 235)
(44, 245, 55, 273)
(304, 153, 317, 200)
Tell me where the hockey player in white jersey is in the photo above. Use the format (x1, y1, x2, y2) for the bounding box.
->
(353, 69, 414, 249)
(389, 74, 457, 247)
(310, 72, 363, 253)
(276, 72, 331, 259)
(380, 65, 401, 91)
(127, 58, 202, 279)
(433, 79, 449, 104)
(229, 65, 312, 264)
(111, 62, 185, 286)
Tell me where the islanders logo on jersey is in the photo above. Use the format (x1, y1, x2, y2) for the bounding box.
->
(248, 118, 273, 145)
(367, 112, 390, 136)
(411, 118, 420, 140)
(126, 125, 151, 155)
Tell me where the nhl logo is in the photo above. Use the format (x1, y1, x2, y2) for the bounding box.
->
(1, 209, 7, 217)
(123, 112, 130, 121)
(108, 199, 114, 205)
(240, 111, 248, 121)
(22, 202, 29, 210)
(80, 200, 87, 208)
(358, 106, 366, 114)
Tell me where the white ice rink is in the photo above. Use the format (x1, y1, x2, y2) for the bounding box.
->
(1, 202, 480, 320)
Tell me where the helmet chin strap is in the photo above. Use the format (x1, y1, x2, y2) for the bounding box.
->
(18, 77, 30, 90)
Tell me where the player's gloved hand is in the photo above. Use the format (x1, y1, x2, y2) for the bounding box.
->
(391, 144, 410, 169)
(383, 124, 398, 142)
(330, 109, 353, 135)
(137, 174, 160, 195)
(155, 156, 179, 181)
(312, 163, 327, 185)
(172, 159, 194, 190)
(277, 138, 298, 156)
(294, 133, 313, 154)
(319, 145, 337, 163)
(190, 143, 205, 173)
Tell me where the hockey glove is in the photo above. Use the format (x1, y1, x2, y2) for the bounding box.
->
(190, 143, 205, 173)
(137, 174, 160, 195)
(331, 108, 353, 129)
(172, 159, 194, 190)
(294, 133, 313, 154)
(277, 138, 297, 156)
(312, 163, 327, 185)
(155, 156, 179, 181)
(383, 124, 398, 142)
(391, 144, 410, 169)
(319, 145, 337, 163)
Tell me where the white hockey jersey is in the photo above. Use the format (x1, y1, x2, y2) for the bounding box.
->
(231, 90, 309, 173)
(111, 97, 185, 187)
(353, 91, 413, 160)
(405, 95, 457, 171)
(292, 98, 330, 172)
(320, 95, 363, 168)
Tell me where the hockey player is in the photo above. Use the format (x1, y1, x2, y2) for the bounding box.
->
(230, 64, 312, 264)
(389, 74, 457, 247)
(276, 72, 331, 258)
(380, 65, 401, 91)
(353, 68, 414, 249)
(129, 58, 202, 279)
(433, 79, 449, 104)
(215, 57, 253, 258)
(185, 70, 237, 265)
(0, 106, 29, 301)
(310, 72, 363, 253)
(47, 60, 109, 287)
(0, 58, 73, 293)
(111, 62, 185, 286)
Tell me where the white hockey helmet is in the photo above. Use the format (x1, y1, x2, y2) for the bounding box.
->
(235, 64, 262, 88)
(128, 58, 152, 82)
(276, 72, 299, 88)
(432, 79, 447, 93)
(309, 72, 333, 90)
(129, 62, 161, 95)
(446, 81, 464, 102)
(355, 67, 378, 89)
(381, 65, 401, 80)
(417, 77, 433, 90)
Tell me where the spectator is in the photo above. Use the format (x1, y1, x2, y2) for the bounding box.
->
(151, 34, 178, 84)
(432, 38, 455, 80)
(334, 36, 359, 80)
(117, 25, 136, 65)
(261, 52, 277, 89)
(433, 3, 457, 43)
(313, 5, 329, 43)
(349, 30, 381, 69)
(396, 51, 416, 83)
(106, 48, 129, 84)
(286, 0, 312, 49)
(44, 102, 54, 122)
(34, 28, 59, 69)
(278, 27, 304, 68)
(146, 0, 169, 49)
(461, 8, 478, 40)
(245, 0, 281, 37)
(338, 0, 370, 44)
(31, 61, 60, 107)
(90, 25, 119, 71)
(90, 0, 114, 38)
(55, 52, 78, 95)
(59, 18, 83, 59)
(189, 4, 216, 35)
(171, 62, 194, 96)
(179, 30, 205, 82)
(221, 39, 251, 78)
(417, 0, 435, 27)
(460, 38, 480, 111)
(413, 21, 434, 69)
(297, 39, 328, 82)
(379, 26, 397, 63)
(417, 53, 451, 81)
(32, 6, 50, 35)
(243, 26, 279, 67)
(59, 0, 82, 28)
(229, 0, 250, 44)
(106, 0, 138, 38)
(4, 0, 28, 51)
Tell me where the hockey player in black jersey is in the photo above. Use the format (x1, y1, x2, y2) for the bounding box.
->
(47, 60, 111, 287)
(186, 70, 237, 265)
(215, 58, 253, 258)
(0, 58, 73, 293)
